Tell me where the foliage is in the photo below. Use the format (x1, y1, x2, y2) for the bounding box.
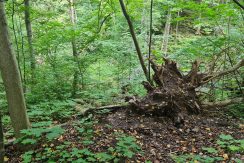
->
(20, 117, 142, 162)
(1, 0, 243, 161)
(217, 134, 244, 153)
(16, 121, 65, 145)
(172, 134, 244, 162)
(115, 135, 142, 158)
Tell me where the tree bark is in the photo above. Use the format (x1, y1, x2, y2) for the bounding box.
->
(161, 9, 171, 56)
(24, 0, 36, 85)
(69, 0, 79, 98)
(119, 0, 150, 83)
(0, 2, 30, 138)
(0, 114, 4, 163)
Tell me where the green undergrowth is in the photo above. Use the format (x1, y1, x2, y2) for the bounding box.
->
(17, 114, 143, 163)
(227, 103, 244, 119)
(172, 134, 244, 163)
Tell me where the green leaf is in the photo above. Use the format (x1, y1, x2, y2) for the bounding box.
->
(46, 127, 64, 140)
(22, 151, 34, 163)
(21, 139, 37, 145)
(227, 145, 240, 152)
(202, 147, 218, 154)
(123, 150, 134, 158)
(217, 140, 227, 147)
(219, 134, 234, 140)
(82, 140, 94, 145)
(95, 152, 114, 161)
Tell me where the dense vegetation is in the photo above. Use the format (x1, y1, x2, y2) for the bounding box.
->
(0, 0, 243, 162)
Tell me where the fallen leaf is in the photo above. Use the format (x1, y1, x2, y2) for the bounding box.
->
(58, 135, 64, 141)
(223, 153, 228, 160)
(205, 128, 211, 131)
(239, 124, 244, 129)
(192, 127, 199, 132)
(192, 147, 197, 153)
(4, 156, 9, 162)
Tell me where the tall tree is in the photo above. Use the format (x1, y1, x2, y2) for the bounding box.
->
(0, 114, 4, 163)
(0, 1, 30, 138)
(161, 8, 171, 56)
(24, 0, 36, 85)
(69, 0, 79, 98)
(119, 0, 150, 83)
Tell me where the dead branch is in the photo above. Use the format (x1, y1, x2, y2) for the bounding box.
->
(202, 97, 243, 109)
(202, 59, 244, 84)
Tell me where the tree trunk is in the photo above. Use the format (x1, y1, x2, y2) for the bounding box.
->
(195, 13, 202, 35)
(24, 0, 36, 86)
(69, 0, 79, 98)
(161, 9, 171, 56)
(0, 2, 30, 138)
(119, 0, 150, 83)
(0, 114, 4, 163)
(175, 11, 180, 40)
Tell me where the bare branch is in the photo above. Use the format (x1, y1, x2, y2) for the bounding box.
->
(233, 0, 244, 10)
(202, 59, 244, 84)
(202, 97, 243, 109)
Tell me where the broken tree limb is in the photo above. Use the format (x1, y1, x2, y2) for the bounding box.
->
(202, 97, 243, 109)
(202, 59, 244, 84)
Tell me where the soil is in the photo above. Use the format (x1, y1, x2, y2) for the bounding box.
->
(5, 107, 244, 163)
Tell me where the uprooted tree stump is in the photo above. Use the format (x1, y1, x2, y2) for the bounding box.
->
(127, 58, 244, 126)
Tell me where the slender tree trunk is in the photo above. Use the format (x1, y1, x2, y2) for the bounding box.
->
(18, 15, 27, 93)
(195, 13, 202, 35)
(24, 0, 36, 86)
(69, 0, 79, 98)
(0, 1, 30, 138)
(148, 0, 153, 82)
(140, 0, 147, 33)
(161, 9, 171, 57)
(0, 114, 4, 163)
(175, 11, 180, 40)
(195, 0, 202, 35)
(119, 0, 150, 83)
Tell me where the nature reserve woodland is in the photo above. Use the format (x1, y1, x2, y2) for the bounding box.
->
(0, 0, 243, 162)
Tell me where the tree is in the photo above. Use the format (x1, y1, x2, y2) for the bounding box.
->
(0, 114, 4, 163)
(121, 0, 244, 126)
(119, 0, 151, 83)
(0, 1, 30, 138)
(161, 8, 171, 56)
(69, 0, 79, 98)
(24, 0, 36, 86)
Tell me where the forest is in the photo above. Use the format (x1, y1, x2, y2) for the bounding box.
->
(0, 0, 243, 162)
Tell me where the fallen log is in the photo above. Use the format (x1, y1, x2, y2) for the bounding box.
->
(128, 58, 244, 126)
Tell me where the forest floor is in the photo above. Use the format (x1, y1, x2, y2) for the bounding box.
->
(6, 107, 244, 163)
